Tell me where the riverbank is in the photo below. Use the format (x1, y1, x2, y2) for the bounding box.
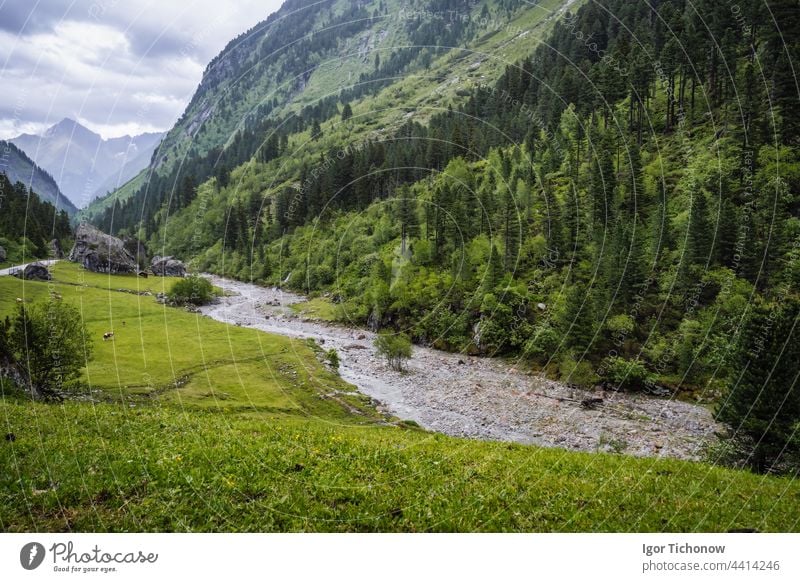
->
(200, 275, 720, 460)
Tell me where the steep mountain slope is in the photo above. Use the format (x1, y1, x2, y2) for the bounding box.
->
(88, 131, 164, 201)
(85, 0, 572, 227)
(11, 118, 163, 208)
(0, 140, 77, 214)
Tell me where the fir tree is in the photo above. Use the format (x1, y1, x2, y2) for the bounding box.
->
(717, 296, 800, 473)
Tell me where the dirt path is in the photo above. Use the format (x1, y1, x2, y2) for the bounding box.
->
(200, 275, 720, 460)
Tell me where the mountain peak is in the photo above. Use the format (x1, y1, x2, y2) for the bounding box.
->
(46, 117, 100, 140)
(10, 118, 163, 209)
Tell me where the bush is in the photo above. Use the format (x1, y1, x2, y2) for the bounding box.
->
(6, 300, 93, 400)
(523, 325, 559, 362)
(606, 314, 635, 336)
(325, 348, 340, 370)
(559, 354, 599, 388)
(374, 332, 412, 371)
(601, 355, 652, 391)
(168, 275, 214, 306)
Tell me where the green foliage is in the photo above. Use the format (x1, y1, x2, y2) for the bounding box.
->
(717, 296, 800, 474)
(341, 102, 353, 121)
(6, 299, 93, 399)
(0, 173, 72, 261)
(374, 332, 413, 371)
(524, 325, 559, 362)
(606, 314, 635, 336)
(82, 0, 800, 399)
(168, 275, 214, 306)
(325, 348, 340, 370)
(601, 356, 653, 391)
(559, 354, 599, 389)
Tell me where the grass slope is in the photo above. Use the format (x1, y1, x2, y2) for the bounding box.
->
(1, 263, 799, 532)
(0, 263, 376, 418)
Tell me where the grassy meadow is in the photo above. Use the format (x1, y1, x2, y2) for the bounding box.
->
(1, 263, 799, 532)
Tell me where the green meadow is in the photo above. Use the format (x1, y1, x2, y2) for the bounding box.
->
(1, 263, 799, 532)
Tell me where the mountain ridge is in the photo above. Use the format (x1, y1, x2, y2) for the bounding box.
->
(0, 139, 77, 214)
(10, 118, 164, 209)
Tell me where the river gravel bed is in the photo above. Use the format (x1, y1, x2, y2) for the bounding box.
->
(199, 275, 720, 460)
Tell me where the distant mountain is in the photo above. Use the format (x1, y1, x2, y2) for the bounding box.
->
(10, 118, 163, 208)
(0, 140, 77, 214)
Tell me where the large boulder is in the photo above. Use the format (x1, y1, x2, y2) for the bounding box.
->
(14, 262, 51, 281)
(151, 255, 186, 277)
(68, 223, 137, 274)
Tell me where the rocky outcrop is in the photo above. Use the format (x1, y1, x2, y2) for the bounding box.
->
(49, 239, 64, 259)
(0, 245, 6, 262)
(123, 236, 148, 268)
(151, 255, 186, 277)
(14, 262, 51, 281)
(68, 223, 137, 274)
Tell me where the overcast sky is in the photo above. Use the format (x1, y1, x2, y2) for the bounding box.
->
(0, 0, 284, 139)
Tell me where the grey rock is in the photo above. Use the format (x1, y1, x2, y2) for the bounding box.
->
(0, 245, 6, 262)
(49, 239, 64, 259)
(68, 223, 137, 274)
(14, 262, 51, 281)
(150, 255, 186, 277)
(123, 236, 148, 268)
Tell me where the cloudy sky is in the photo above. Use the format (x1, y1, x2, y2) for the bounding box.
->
(0, 0, 284, 139)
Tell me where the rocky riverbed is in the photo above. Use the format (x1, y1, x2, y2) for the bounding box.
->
(200, 275, 720, 460)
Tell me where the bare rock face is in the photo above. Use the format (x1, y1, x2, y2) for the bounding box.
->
(123, 236, 148, 268)
(14, 262, 51, 281)
(151, 255, 186, 277)
(49, 239, 64, 259)
(68, 223, 137, 274)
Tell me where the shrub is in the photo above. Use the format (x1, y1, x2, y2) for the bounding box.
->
(6, 300, 93, 400)
(325, 348, 340, 370)
(559, 354, 599, 388)
(606, 314, 635, 336)
(374, 332, 413, 371)
(524, 325, 559, 362)
(601, 355, 652, 390)
(168, 275, 214, 306)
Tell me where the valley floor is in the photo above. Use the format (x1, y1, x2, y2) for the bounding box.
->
(1, 263, 797, 532)
(201, 276, 719, 460)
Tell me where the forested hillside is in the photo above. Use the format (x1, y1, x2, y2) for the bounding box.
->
(0, 140, 77, 214)
(89, 0, 800, 472)
(0, 172, 73, 263)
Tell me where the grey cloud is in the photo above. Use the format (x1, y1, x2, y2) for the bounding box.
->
(0, 0, 282, 138)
